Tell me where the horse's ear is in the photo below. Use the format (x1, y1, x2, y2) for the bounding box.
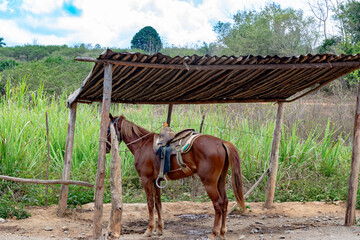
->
(109, 113, 114, 121)
(120, 115, 126, 120)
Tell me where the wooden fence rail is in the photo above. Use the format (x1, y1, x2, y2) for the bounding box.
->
(0, 175, 93, 187)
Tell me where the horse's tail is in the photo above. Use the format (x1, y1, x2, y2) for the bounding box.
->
(223, 141, 246, 212)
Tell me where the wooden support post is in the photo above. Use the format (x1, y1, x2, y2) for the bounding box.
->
(45, 112, 50, 208)
(107, 124, 123, 238)
(265, 102, 284, 208)
(345, 84, 360, 226)
(93, 63, 113, 238)
(166, 104, 173, 127)
(58, 102, 77, 217)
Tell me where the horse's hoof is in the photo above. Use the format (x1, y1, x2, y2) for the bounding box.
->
(154, 230, 163, 236)
(143, 230, 152, 237)
(207, 234, 216, 240)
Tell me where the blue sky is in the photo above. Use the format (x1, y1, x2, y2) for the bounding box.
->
(0, 0, 329, 48)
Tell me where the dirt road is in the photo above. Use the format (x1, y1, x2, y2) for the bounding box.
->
(1, 201, 360, 239)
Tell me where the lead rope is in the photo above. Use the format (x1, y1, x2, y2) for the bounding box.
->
(123, 125, 162, 146)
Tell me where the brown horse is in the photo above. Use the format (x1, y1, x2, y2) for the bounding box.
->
(107, 115, 245, 240)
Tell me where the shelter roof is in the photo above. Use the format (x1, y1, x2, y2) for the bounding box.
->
(68, 49, 360, 106)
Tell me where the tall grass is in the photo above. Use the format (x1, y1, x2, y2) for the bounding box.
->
(0, 79, 354, 206)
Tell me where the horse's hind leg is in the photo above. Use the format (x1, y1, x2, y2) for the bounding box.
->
(154, 183, 164, 235)
(200, 179, 223, 240)
(218, 160, 229, 240)
(141, 177, 156, 237)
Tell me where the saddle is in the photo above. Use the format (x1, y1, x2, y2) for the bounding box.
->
(153, 126, 201, 188)
(154, 127, 197, 153)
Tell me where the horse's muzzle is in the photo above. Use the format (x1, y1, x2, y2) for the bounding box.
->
(106, 146, 111, 154)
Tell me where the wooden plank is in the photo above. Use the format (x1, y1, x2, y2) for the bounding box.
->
(74, 57, 360, 71)
(265, 102, 284, 208)
(166, 104, 173, 126)
(58, 102, 77, 217)
(0, 175, 93, 187)
(93, 63, 113, 239)
(107, 124, 123, 238)
(345, 83, 360, 226)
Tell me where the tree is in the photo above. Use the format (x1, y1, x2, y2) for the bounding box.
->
(213, 3, 318, 56)
(318, 36, 342, 53)
(131, 26, 162, 54)
(0, 37, 6, 47)
(307, 0, 330, 39)
(335, 0, 360, 44)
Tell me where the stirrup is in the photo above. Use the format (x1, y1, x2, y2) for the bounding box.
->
(155, 176, 168, 189)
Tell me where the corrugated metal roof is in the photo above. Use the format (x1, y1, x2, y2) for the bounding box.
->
(68, 49, 360, 106)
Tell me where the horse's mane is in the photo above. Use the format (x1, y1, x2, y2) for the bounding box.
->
(120, 116, 150, 138)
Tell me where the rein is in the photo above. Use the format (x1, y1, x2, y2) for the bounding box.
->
(113, 117, 162, 146)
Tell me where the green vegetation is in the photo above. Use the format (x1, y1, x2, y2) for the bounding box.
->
(0, 37, 5, 47)
(131, 26, 163, 54)
(1, 1, 360, 218)
(0, 198, 30, 219)
(213, 3, 317, 56)
(0, 78, 356, 216)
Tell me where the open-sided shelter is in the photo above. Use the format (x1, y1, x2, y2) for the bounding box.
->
(59, 49, 360, 238)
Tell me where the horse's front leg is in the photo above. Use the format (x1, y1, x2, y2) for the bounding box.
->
(154, 183, 164, 235)
(141, 177, 156, 237)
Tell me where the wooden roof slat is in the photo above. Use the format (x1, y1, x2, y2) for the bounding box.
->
(67, 49, 360, 106)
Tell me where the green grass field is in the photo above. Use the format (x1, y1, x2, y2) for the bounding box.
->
(0, 77, 356, 214)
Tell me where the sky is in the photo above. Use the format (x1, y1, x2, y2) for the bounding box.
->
(0, 0, 319, 48)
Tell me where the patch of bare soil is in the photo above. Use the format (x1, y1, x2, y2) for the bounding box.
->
(1, 201, 360, 240)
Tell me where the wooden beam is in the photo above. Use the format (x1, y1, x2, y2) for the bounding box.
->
(0, 175, 93, 187)
(58, 102, 77, 217)
(107, 124, 123, 238)
(345, 83, 360, 226)
(93, 63, 113, 238)
(74, 57, 360, 71)
(265, 102, 284, 208)
(73, 97, 286, 106)
(166, 104, 173, 127)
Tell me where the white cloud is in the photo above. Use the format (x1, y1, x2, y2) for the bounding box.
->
(22, 0, 64, 14)
(0, 0, 8, 11)
(56, 0, 220, 47)
(2, 0, 322, 48)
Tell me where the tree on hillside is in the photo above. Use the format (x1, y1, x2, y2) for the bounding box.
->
(131, 26, 162, 54)
(213, 3, 318, 56)
(0, 37, 6, 47)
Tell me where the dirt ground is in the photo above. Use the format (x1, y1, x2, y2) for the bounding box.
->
(1, 201, 360, 240)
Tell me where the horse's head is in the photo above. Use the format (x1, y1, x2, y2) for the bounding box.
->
(106, 114, 124, 154)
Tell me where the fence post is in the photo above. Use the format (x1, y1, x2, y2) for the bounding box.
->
(265, 102, 284, 208)
(93, 63, 113, 238)
(58, 102, 77, 217)
(345, 83, 360, 226)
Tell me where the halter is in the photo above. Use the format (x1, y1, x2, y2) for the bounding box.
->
(108, 117, 122, 143)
